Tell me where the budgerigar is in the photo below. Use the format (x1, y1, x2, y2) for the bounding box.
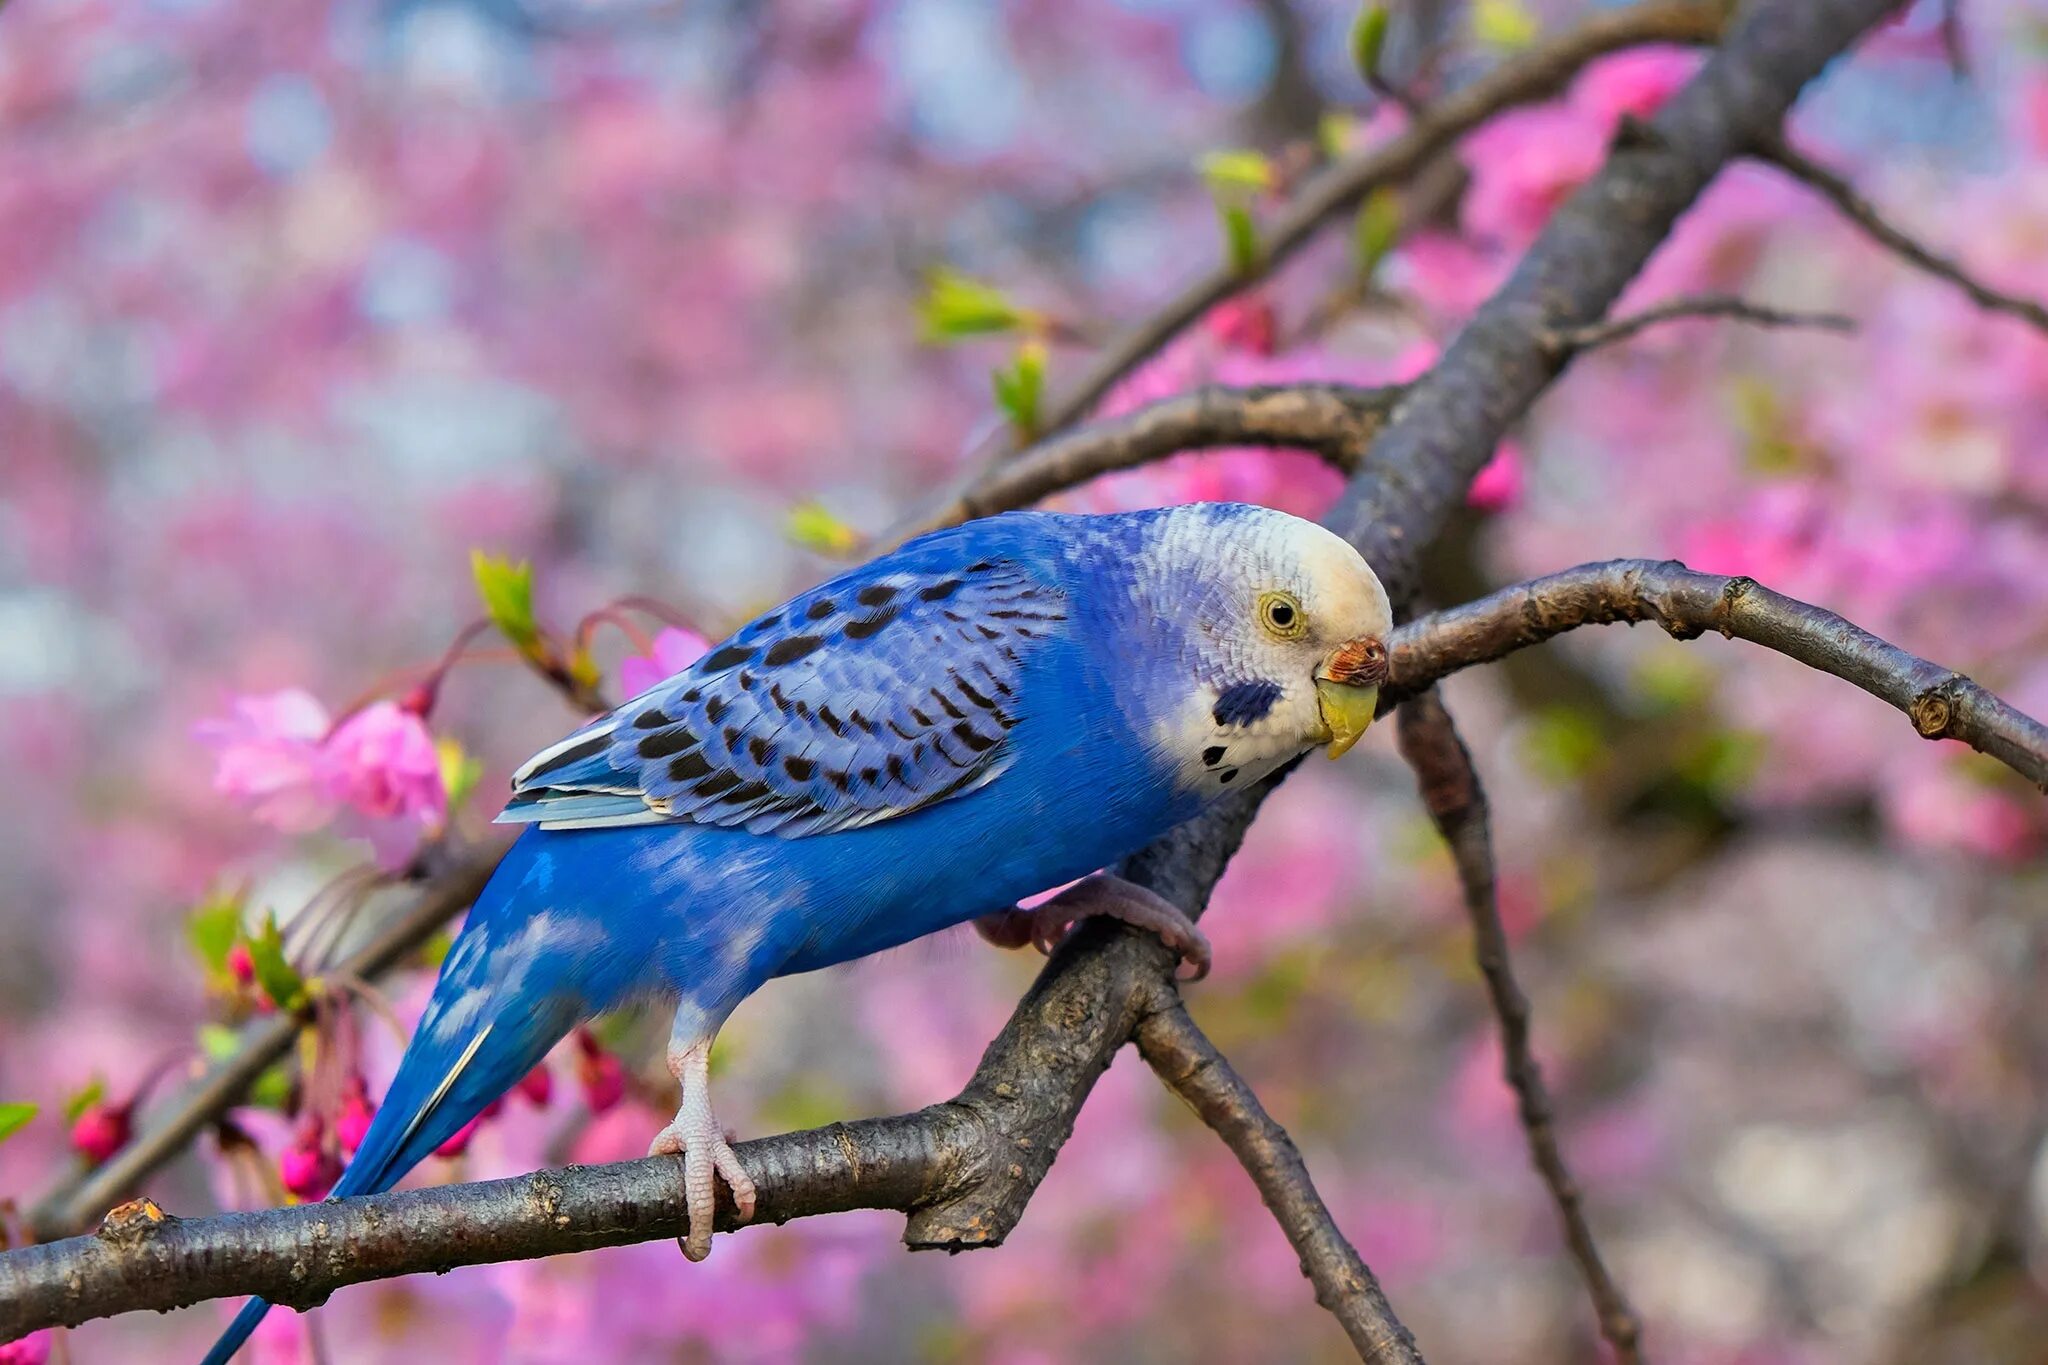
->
(203, 502, 1391, 1363)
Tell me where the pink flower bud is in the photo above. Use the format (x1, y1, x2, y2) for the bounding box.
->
(575, 1031, 625, 1116)
(335, 1077, 376, 1155)
(516, 1064, 553, 1108)
(434, 1115, 483, 1159)
(279, 1120, 342, 1201)
(0, 1329, 53, 1365)
(1205, 295, 1277, 357)
(69, 1102, 132, 1165)
(225, 941, 256, 986)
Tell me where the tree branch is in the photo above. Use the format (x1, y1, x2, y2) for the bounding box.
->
(1542, 294, 1856, 356)
(4, 0, 1919, 1343)
(1395, 691, 1642, 1362)
(27, 851, 504, 1241)
(1752, 133, 2048, 338)
(896, 0, 1736, 541)
(949, 382, 1402, 525)
(1135, 997, 1425, 1365)
(1383, 560, 2048, 792)
(18, 548, 2041, 1339)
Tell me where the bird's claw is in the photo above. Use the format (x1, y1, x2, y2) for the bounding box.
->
(981, 874, 1212, 981)
(653, 1041, 755, 1261)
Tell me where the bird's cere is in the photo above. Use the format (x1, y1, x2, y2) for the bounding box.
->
(1315, 634, 1388, 760)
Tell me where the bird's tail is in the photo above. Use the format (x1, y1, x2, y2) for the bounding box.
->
(201, 833, 588, 1364)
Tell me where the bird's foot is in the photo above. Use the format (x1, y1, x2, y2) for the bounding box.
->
(648, 1039, 755, 1261)
(979, 873, 1212, 981)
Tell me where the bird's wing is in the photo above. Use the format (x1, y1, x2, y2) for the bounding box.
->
(497, 554, 1066, 838)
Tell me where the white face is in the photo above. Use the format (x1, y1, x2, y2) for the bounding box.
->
(1132, 505, 1393, 794)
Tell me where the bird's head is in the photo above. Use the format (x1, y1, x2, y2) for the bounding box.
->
(1114, 504, 1391, 793)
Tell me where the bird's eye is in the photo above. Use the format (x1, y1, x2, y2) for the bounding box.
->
(1257, 590, 1307, 640)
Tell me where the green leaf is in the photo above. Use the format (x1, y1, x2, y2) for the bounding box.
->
(246, 911, 307, 1013)
(1197, 149, 1274, 198)
(785, 500, 862, 556)
(246, 1063, 294, 1111)
(0, 1102, 38, 1146)
(186, 885, 245, 980)
(1219, 202, 1262, 279)
(991, 339, 1047, 442)
(436, 737, 484, 814)
(1472, 0, 1538, 49)
(1349, 4, 1389, 80)
(1317, 112, 1356, 162)
(197, 1024, 241, 1062)
(1353, 186, 1403, 285)
(63, 1077, 104, 1123)
(470, 550, 539, 653)
(917, 268, 1034, 345)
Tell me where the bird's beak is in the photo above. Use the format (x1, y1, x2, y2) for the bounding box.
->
(1313, 635, 1387, 761)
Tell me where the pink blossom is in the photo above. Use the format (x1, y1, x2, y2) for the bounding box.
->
(434, 1114, 484, 1159)
(619, 627, 711, 699)
(68, 1101, 131, 1165)
(225, 941, 256, 986)
(516, 1063, 554, 1108)
(323, 702, 445, 828)
(1460, 105, 1606, 247)
(279, 1119, 343, 1201)
(1203, 293, 1277, 356)
(1465, 441, 1526, 513)
(193, 689, 337, 832)
(1569, 47, 1702, 122)
(575, 1031, 626, 1115)
(335, 1076, 376, 1155)
(0, 1331, 53, 1365)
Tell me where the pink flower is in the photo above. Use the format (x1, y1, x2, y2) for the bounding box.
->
(575, 1030, 626, 1115)
(335, 1076, 376, 1155)
(0, 1331, 53, 1365)
(1460, 105, 1606, 247)
(323, 702, 445, 827)
(619, 627, 710, 699)
(225, 941, 256, 986)
(516, 1063, 554, 1108)
(279, 1119, 343, 1201)
(434, 1114, 484, 1159)
(1569, 47, 1701, 122)
(1203, 294, 1277, 357)
(1465, 442, 1525, 513)
(194, 689, 337, 832)
(69, 1101, 132, 1165)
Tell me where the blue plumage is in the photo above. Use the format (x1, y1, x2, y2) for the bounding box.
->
(203, 504, 1392, 1363)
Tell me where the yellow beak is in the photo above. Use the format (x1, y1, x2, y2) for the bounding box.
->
(1314, 675, 1380, 760)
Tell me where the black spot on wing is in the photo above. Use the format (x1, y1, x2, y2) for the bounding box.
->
(856, 583, 897, 607)
(919, 578, 962, 601)
(526, 735, 607, 781)
(844, 605, 898, 640)
(952, 722, 996, 753)
(633, 709, 670, 730)
(784, 756, 816, 781)
(805, 598, 835, 620)
(764, 634, 825, 666)
(1214, 680, 1284, 727)
(700, 644, 756, 672)
(638, 729, 700, 760)
(669, 752, 712, 783)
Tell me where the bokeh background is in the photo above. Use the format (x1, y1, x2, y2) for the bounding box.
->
(3, 0, 2047, 1360)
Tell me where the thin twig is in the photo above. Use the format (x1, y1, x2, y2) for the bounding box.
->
(1136, 996, 1426, 1365)
(1395, 691, 1643, 1362)
(1383, 560, 2048, 792)
(886, 0, 1736, 545)
(1542, 295, 1856, 356)
(27, 853, 502, 1240)
(1753, 134, 2048, 337)
(951, 382, 1403, 523)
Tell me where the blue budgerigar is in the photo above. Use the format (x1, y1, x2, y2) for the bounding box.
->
(203, 502, 1391, 1363)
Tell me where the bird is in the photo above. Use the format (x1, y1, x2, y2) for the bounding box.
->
(202, 501, 1390, 1363)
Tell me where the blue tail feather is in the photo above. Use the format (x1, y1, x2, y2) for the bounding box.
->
(199, 832, 594, 1362)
